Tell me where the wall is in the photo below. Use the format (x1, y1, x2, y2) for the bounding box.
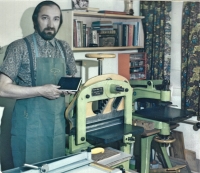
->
(1, 0, 199, 171)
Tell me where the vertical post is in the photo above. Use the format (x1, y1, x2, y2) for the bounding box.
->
(98, 58, 103, 110)
(98, 58, 103, 75)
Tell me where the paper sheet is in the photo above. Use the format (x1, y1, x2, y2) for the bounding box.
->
(0, 107, 4, 126)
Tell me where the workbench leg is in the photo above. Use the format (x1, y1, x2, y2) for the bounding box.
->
(141, 135, 155, 173)
(159, 144, 172, 168)
(120, 143, 131, 154)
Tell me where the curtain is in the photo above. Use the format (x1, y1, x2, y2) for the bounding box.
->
(181, 2, 200, 116)
(139, 1, 171, 80)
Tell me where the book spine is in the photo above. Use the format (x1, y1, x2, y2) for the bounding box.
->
(122, 24, 127, 46)
(99, 37, 115, 47)
(92, 27, 113, 31)
(126, 25, 128, 46)
(83, 24, 86, 47)
(77, 21, 81, 47)
(85, 27, 88, 47)
(73, 19, 77, 47)
(118, 24, 123, 46)
(90, 30, 98, 44)
(128, 24, 133, 46)
(92, 23, 112, 27)
(134, 22, 139, 46)
(132, 25, 135, 46)
(87, 27, 91, 47)
(97, 30, 116, 35)
(80, 21, 83, 47)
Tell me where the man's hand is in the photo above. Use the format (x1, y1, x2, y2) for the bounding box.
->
(39, 85, 75, 99)
(0, 73, 75, 99)
(39, 84, 62, 99)
(61, 90, 75, 95)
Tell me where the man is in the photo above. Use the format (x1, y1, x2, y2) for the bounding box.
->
(0, 1, 77, 167)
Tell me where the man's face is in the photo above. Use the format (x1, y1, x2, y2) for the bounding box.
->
(36, 5, 61, 40)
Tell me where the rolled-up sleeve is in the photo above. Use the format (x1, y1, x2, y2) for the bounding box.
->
(0, 40, 24, 82)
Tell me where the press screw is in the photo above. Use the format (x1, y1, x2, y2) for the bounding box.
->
(81, 137, 85, 141)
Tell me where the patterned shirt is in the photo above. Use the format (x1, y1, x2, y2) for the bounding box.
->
(0, 32, 77, 87)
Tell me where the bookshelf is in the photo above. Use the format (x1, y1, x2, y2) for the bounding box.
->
(118, 52, 147, 80)
(56, 10, 145, 52)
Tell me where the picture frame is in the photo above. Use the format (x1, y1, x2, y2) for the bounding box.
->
(72, 0, 89, 9)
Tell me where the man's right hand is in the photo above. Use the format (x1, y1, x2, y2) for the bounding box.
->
(0, 74, 63, 100)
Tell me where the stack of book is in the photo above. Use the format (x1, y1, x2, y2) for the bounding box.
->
(113, 22, 140, 47)
(91, 21, 115, 47)
(73, 20, 89, 47)
(91, 21, 113, 31)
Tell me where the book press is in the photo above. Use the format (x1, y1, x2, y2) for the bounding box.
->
(3, 54, 194, 173)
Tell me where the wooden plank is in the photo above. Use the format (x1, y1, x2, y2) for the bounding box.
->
(169, 156, 192, 173)
(185, 149, 198, 172)
(170, 130, 186, 160)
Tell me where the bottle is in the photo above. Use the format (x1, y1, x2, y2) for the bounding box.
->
(124, 0, 134, 15)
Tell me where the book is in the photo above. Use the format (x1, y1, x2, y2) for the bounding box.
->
(97, 30, 117, 35)
(99, 37, 115, 47)
(98, 10, 126, 15)
(83, 24, 86, 47)
(73, 19, 78, 47)
(113, 22, 123, 46)
(133, 22, 139, 46)
(80, 21, 83, 47)
(92, 25, 113, 29)
(128, 24, 133, 46)
(86, 27, 91, 46)
(122, 24, 128, 46)
(85, 27, 88, 47)
(77, 21, 82, 47)
(92, 21, 112, 26)
(58, 77, 82, 92)
(98, 29, 118, 46)
(121, 22, 137, 46)
(90, 30, 98, 45)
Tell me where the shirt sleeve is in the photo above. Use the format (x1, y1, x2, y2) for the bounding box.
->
(60, 40, 77, 76)
(0, 40, 25, 82)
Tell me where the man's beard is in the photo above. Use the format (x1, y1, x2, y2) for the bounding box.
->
(37, 27, 58, 40)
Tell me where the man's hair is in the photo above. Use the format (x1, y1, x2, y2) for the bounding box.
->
(32, 1, 63, 30)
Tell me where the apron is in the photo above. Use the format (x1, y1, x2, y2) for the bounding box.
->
(11, 35, 66, 167)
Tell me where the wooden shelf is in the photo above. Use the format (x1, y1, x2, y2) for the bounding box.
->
(57, 11, 145, 52)
(73, 11, 145, 19)
(73, 46, 143, 52)
(118, 53, 147, 80)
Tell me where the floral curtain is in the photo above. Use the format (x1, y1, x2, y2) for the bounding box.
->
(181, 2, 200, 116)
(139, 1, 171, 80)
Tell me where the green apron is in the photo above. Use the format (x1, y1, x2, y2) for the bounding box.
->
(11, 35, 66, 167)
